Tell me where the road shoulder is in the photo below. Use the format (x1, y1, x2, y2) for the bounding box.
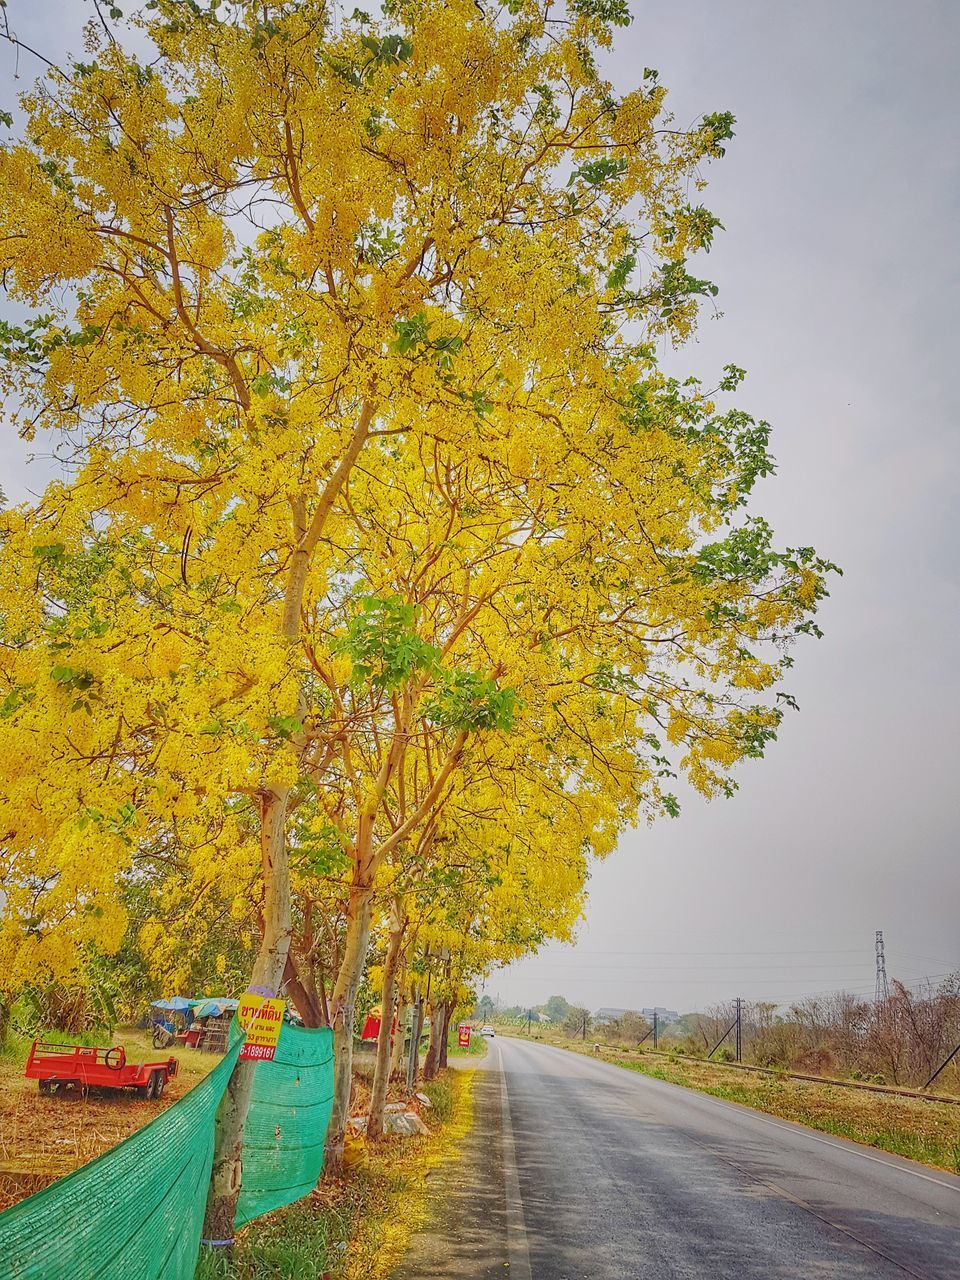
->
(390, 1053, 508, 1279)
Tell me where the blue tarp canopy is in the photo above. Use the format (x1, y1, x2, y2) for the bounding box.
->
(151, 997, 194, 1013)
(192, 998, 240, 1019)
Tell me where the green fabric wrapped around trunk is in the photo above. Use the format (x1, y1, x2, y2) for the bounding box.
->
(236, 1023, 334, 1227)
(0, 1022, 334, 1278)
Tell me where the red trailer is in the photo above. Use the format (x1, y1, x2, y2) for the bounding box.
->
(25, 1041, 179, 1100)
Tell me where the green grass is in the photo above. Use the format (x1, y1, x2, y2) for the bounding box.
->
(420, 1075, 454, 1122)
(446, 1026, 488, 1058)
(1, 1026, 111, 1067)
(195, 1192, 360, 1280)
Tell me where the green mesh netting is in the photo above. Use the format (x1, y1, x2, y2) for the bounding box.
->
(0, 1023, 335, 1279)
(0, 1042, 241, 1280)
(236, 1023, 334, 1228)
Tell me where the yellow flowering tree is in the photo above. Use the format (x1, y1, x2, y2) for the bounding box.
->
(0, 0, 834, 1226)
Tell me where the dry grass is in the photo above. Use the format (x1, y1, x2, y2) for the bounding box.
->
(0, 1026, 216, 1211)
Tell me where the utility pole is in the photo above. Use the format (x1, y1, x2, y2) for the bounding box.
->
(707, 1011, 739, 1060)
(581, 1013, 587, 1041)
(735, 997, 742, 1063)
(875, 929, 890, 1006)
(527, 1010, 532, 1036)
(653, 1011, 658, 1050)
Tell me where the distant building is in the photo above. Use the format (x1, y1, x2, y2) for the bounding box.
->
(641, 1007, 679, 1024)
(593, 1007, 630, 1024)
(594, 1006, 679, 1026)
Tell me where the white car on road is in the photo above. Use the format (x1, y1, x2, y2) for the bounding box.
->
(480, 1025, 496, 1037)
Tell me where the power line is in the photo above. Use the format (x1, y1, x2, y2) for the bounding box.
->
(503, 962, 877, 972)
(495, 971, 960, 1008)
(530, 947, 872, 957)
(896, 951, 960, 970)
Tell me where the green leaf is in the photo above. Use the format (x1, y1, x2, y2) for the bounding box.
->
(32, 542, 66, 563)
(268, 714, 304, 740)
(569, 0, 631, 27)
(606, 253, 636, 292)
(700, 111, 736, 157)
(570, 156, 628, 188)
(391, 312, 430, 355)
(426, 671, 520, 733)
(333, 595, 439, 691)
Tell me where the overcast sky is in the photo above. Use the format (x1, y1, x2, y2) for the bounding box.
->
(494, 0, 960, 1014)
(2, 2, 958, 1014)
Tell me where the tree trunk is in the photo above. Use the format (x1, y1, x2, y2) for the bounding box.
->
(326, 882, 374, 1169)
(284, 952, 327, 1028)
(284, 898, 329, 1028)
(389, 974, 407, 1082)
(367, 909, 404, 1139)
(422, 1000, 442, 1081)
(202, 788, 290, 1245)
(439, 999, 455, 1070)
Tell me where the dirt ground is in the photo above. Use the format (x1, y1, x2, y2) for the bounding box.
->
(0, 1028, 217, 1211)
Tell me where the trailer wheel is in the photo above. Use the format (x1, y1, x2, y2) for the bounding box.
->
(153, 1070, 166, 1100)
(138, 1073, 158, 1100)
(39, 1079, 52, 1096)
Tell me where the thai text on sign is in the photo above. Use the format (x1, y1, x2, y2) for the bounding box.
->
(458, 1023, 471, 1048)
(238, 992, 286, 1062)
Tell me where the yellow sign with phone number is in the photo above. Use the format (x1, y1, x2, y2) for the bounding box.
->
(237, 992, 286, 1062)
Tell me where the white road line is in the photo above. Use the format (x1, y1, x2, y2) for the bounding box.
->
(497, 1042, 533, 1280)
(706, 1097, 960, 1192)
(548, 1041, 960, 1195)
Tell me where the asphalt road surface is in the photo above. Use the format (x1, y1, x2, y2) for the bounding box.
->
(395, 1036, 960, 1280)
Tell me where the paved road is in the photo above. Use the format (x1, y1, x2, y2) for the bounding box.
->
(396, 1037, 960, 1279)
